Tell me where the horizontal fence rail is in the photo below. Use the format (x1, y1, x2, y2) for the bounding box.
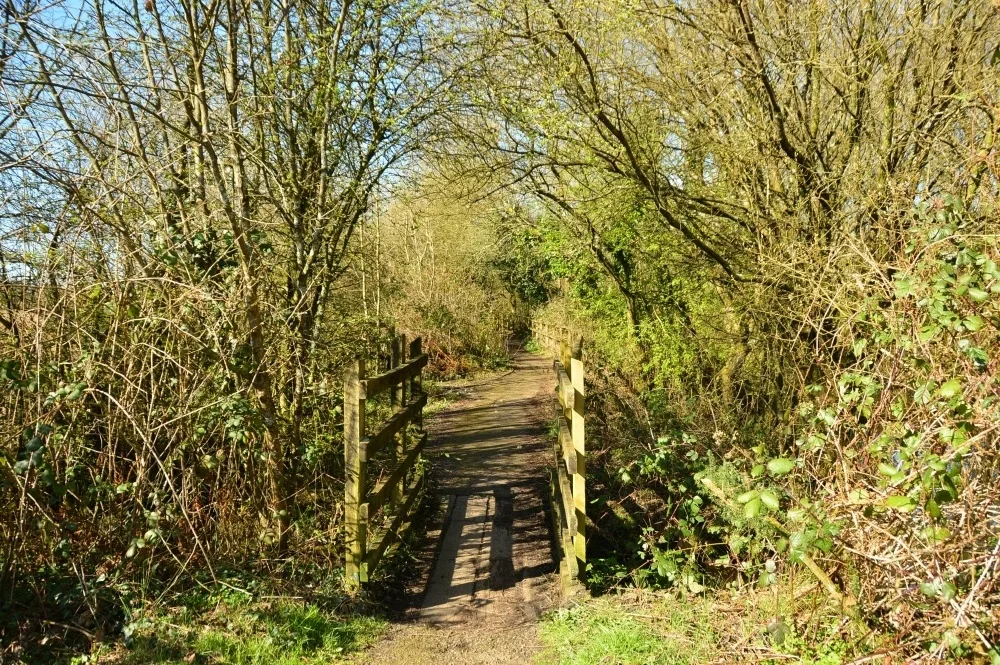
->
(533, 323, 586, 592)
(344, 335, 426, 590)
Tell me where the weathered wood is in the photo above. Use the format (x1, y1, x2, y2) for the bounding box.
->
(558, 418, 577, 474)
(364, 353, 428, 397)
(550, 467, 579, 583)
(409, 338, 423, 430)
(556, 364, 572, 409)
(344, 358, 367, 590)
(344, 335, 427, 590)
(366, 392, 427, 460)
(390, 336, 401, 407)
(540, 325, 586, 594)
(555, 456, 577, 534)
(365, 470, 425, 572)
(368, 431, 427, 515)
(571, 354, 586, 567)
(394, 334, 408, 504)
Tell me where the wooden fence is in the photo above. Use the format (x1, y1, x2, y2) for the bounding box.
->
(533, 323, 586, 591)
(344, 335, 427, 590)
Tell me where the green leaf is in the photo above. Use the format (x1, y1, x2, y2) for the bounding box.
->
(759, 490, 780, 510)
(938, 379, 962, 398)
(919, 325, 941, 342)
(684, 574, 705, 594)
(744, 497, 762, 519)
(878, 462, 899, 476)
(884, 495, 914, 511)
(920, 526, 951, 543)
(736, 490, 758, 504)
(963, 315, 985, 331)
(967, 287, 990, 302)
(767, 458, 796, 475)
(925, 498, 942, 519)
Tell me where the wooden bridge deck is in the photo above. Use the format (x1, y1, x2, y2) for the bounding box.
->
(360, 351, 559, 664)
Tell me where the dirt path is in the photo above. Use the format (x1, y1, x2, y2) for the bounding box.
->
(359, 351, 559, 664)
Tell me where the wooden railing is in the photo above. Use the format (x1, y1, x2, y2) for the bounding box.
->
(344, 335, 427, 590)
(533, 323, 586, 591)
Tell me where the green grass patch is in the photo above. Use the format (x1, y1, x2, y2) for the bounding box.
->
(106, 591, 386, 665)
(535, 595, 720, 665)
(536, 582, 885, 665)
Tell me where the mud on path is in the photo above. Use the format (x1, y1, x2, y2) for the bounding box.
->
(358, 351, 559, 664)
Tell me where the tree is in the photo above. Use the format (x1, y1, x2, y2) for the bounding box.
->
(4, 0, 452, 557)
(448, 0, 999, 398)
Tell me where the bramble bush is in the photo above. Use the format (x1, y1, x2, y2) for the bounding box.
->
(538, 197, 1000, 660)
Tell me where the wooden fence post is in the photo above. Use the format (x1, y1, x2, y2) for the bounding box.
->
(344, 358, 367, 589)
(394, 335, 407, 504)
(571, 344, 586, 569)
(390, 336, 401, 407)
(410, 337, 423, 430)
(342, 337, 430, 586)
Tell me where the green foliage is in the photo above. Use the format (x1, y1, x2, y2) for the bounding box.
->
(536, 596, 719, 665)
(763, 630, 850, 665)
(381, 187, 527, 376)
(540, 193, 1000, 659)
(116, 591, 385, 665)
(492, 223, 552, 307)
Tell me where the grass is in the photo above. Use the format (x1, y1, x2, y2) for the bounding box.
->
(89, 588, 386, 665)
(535, 578, 876, 665)
(535, 594, 721, 665)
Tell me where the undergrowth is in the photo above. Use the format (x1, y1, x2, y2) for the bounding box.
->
(103, 586, 385, 665)
(536, 581, 881, 665)
(536, 594, 721, 665)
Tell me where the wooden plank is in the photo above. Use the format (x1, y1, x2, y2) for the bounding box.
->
(394, 334, 408, 505)
(367, 431, 426, 515)
(365, 393, 427, 460)
(344, 358, 367, 590)
(390, 336, 401, 407)
(571, 355, 586, 566)
(556, 366, 572, 409)
(409, 338, 423, 430)
(550, 468, 579, 582)
(555, 459, 577, 534)
(558, 416, 576, 474)
(365, 470, 425, 572)
(364, 353, 428, 397)
(547, 469, 567, 587)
